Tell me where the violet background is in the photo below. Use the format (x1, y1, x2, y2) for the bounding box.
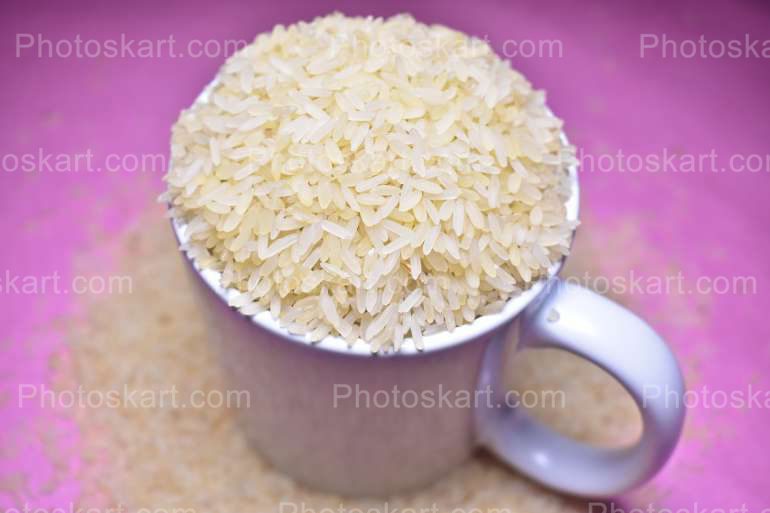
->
(1, 0, 769, 509)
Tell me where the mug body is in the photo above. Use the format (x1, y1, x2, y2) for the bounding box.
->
(184, 253, 523, 496)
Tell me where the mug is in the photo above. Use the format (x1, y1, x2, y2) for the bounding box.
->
(170, 83, 686, 498)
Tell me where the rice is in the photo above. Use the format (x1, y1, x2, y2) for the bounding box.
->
(163, 13, 578, 352)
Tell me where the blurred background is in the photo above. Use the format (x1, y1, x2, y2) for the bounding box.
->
(1, 1, 769, 512)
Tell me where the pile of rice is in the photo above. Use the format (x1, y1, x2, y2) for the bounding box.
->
(162, 13, 577, 352)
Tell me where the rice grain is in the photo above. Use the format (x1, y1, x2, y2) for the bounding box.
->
(164, 13, 577, 352)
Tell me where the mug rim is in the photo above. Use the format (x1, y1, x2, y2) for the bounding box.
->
(170, 80, 580, 357)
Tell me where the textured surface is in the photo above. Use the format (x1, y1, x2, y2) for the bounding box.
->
(1, 0, 769, 511)
(163, 13, 577, 348)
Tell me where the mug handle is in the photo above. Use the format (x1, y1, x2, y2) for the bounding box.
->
(475, 279, 686, 497)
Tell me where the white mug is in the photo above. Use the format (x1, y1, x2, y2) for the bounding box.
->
(171, 83, 685, 498)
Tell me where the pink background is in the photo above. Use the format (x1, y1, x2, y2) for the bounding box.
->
(1, 0, 769, 510)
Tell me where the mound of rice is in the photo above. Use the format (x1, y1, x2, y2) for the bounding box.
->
(162, 13, 578, 352)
